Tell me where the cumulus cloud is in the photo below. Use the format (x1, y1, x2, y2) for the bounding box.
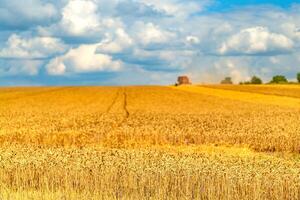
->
(186, 36, 200, 45)
(0, 59, 43, 76)
(38, 0, 123, 43)
(96, 28, 133, 54)
(1, 0, 300, 84)
(219, 27, 294, 56)
(60, 0, 100, 36)
(280, 23, 300, 45)
(134, 22, 176, 46)
(0, 0, 58, 29)
(46, 44, 122, 75)
(0, 34, 67, 59)
(115, 1, 165, 18)
(137, 0, 210, 18)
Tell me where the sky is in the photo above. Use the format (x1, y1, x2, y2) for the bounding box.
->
(0, 0, 300, 86)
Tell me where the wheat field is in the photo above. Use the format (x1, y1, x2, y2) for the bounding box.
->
(1, 85, 300, 199)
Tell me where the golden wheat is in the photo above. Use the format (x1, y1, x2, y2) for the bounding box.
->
(202, 84, 300, 98)
(0, 85, 300, 199)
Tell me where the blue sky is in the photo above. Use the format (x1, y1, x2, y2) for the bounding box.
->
(213, 0, 297, 8)
(0, 0, 300, 86)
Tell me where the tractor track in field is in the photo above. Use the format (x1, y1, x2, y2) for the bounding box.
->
(68, 87, 121, 122)
(105, 88, 122, 114)
(102, 88, 130, 139)
(89, 87, 128, 124)
(123, 89, 130, 118)
(68, 87, 122, 121)
(102, 87, 129, 119)
(113, 87, 130, 126)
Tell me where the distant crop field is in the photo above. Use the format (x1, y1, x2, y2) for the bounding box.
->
(202, 84, 300, 98)
(0, 85, 300, 199)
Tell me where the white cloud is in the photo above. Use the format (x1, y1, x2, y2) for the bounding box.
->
(38, 0, 124, 42)
(186, 36, 200, 45)
(137, 0, 209, 18)
(46, 44, 122, 75)
(46, 58, 66, 75)
(270, 57, 280, 64)
(1, 0, 300, 84)
(0, 59, 43, 76)
(0, 0, 58, 29)
(0, 34, 67, 59)
(96, 28, 133, 54)
(280, 23, 300, 45)
(60, 0, 100, 36)
(135, 22, 176, 46)
(219, 27, 294, 56)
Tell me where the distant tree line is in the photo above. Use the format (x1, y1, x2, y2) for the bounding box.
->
(239, 76, 262, 85)
(220, 72, 300, 85)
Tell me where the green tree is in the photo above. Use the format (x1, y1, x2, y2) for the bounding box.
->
(250, 76, 262, 84)
(270, 75, 288, 84)
(297, 73, 300, 83)
(240, 81, 250, 85)
(221, 77, 233, 84)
